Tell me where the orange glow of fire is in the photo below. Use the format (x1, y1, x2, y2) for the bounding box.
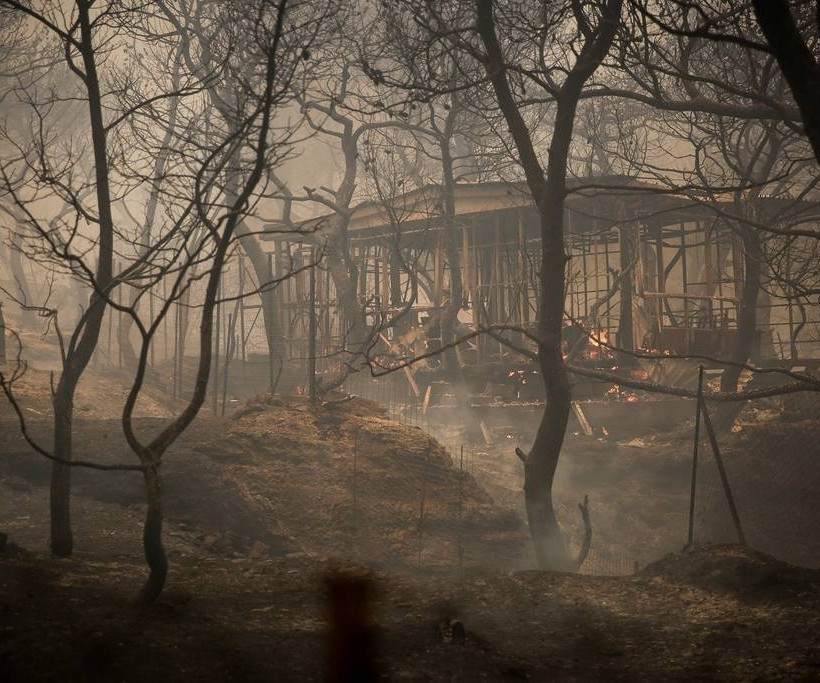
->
(590, 329, 610, 347)
(606, 384, 641, 402)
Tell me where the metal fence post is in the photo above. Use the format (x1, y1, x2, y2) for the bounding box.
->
(687, 365, 704, 546)
(700, 398, 747, 546)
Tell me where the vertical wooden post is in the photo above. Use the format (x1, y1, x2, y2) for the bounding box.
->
(517, 211, 529, 333)
(732, 231, 744, 301)
(173, 298, 179, 399)
(238, 253, 246, 363)
(461, 217, 472, 302)
(457, 444, 464, 575)
(117, 261, 123, 369)
(656, 224, 665, 331)
(324, 260, 331, 351)
(373, 245, 381, 310)
(681, 222, 691, 350)
(603, 219, 612, 333)
(618, 222, 634, 351)
(381, 246, 390, 314)
(592, 215, 601, 323)
(433, 233, 444, 308)
(149, 279, 155, 368)
(466, 218, 480, 357)
(221, 313, 233, 417)
(704, 221, 715, 296)
(493, 214, 505, 358)
(268, 252, 275, 393)
(107, 288, 113, 366)
(162, 277, 168, 363)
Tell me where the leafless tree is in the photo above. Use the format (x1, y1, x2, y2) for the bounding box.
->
(0, 0, 320, 604)
(0, 1, 142, 556)
(367, 0, 622, 570)
(750, 1, 820, 164)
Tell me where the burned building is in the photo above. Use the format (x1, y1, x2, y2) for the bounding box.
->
(249, 176, 818, 392)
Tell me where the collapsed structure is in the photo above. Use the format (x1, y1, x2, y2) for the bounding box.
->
(248, 176, 818, 388)
(57, 176, 814, 408)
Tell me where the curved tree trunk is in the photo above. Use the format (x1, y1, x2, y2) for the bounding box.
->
(50, 389, 74, 555)
(49, 4, 116, 556)
(0, 300, 6, 364)
(523, 181, 574, 569)
(139, 464, 167, 605)
(476, 0, 621, 569)
(119, 1, 290, 603)
(9, 232, 34, 324)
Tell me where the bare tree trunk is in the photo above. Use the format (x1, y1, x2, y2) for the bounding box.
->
(439, 114, 465, 373)
(526, 198, 574, 568)
(476, 0, 621, 569)
(9, 232, 33, 323)
(617, 222, 635, 352)
(224, 170, 286, 380)
(0, 300, 6, 364)
(139, 464, 167, 605)
(50, 388, 74, 555)
(49, 3, 116, 556)
(119, 0, 291, 603)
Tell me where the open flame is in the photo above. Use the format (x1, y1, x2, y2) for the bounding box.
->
(606, 385, 641, 401)
(586, 329, 615, 360)
(589, 329, 610, 347)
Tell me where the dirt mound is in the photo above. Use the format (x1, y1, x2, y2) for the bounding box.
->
(1, 383, 527, 573)
(641, 544, 820, 601)
(226, 397, 527, 572)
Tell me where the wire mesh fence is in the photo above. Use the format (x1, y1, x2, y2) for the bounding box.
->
(693, 390, 820, 569)
(330, 427, 528, 575)
(345, 367, 820, 577)
(342, 374, 643, 577)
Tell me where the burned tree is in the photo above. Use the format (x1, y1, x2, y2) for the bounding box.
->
(155, 0, 302, 393)
(0, 1, 126, 555)
(367, 0, 622, 569)
(0, 0, 321, 604)
(113, 0, 321, 603)
(750, 0, 820, 165)
(474, 0, 622, 570)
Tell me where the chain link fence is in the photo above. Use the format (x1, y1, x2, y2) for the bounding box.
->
(693, 390, 820, 569)
(343, 368, 820, 577)
(325, 423, 528, 574)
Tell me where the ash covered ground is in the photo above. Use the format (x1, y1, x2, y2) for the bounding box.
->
(2, 368, 820, 681)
